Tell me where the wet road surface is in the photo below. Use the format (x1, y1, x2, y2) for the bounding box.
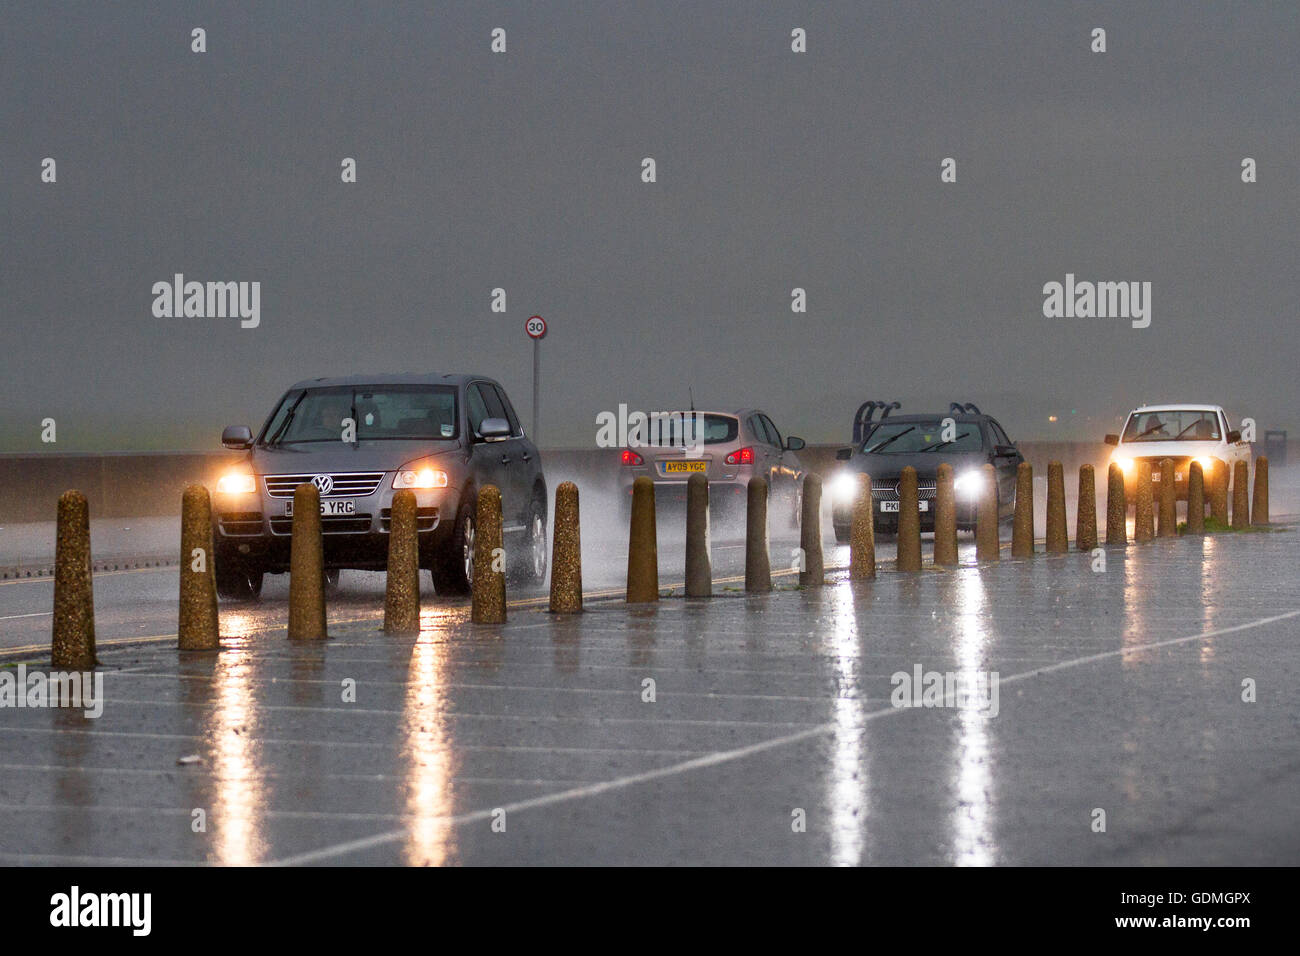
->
(1, 519, 1298, 865)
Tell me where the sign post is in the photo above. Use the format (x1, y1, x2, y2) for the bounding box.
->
(525, 315, 547, 442)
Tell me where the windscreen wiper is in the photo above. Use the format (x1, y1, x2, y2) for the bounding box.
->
(265, 393, 306, 447)
(864, 427, 914, 454)
(920, 432, 971, 451)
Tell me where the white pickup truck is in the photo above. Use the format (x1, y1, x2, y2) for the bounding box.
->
(1104, 404, 1251, 499)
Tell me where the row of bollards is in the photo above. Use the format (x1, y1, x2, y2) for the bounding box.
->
(45, 453, 1275, 664)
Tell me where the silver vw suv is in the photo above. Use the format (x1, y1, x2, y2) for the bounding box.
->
(213, 373, 547, 599)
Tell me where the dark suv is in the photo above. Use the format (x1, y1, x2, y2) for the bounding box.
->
(828, 402, 1023, 540)
(213, 373, 547, 599)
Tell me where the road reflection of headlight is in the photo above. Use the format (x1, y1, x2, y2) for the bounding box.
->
(953, 470, 985, 498)
(831, 471, 860, 503)
(216, 470, 256, 494)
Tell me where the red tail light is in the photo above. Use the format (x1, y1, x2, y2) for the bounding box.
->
(725, 447, 755, 465)
(621, 449, 644, 465)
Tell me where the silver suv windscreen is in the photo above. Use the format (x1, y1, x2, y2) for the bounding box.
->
(1121, 410, 1220, 443)
(260, 385, 459, 444)
(640, 413, 738, 446)
(861, 421, 984, 454)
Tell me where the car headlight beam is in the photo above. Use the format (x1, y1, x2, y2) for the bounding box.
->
(393, 467, 449, 489)
(831, 471, 861, 503)
(216, 470, 256, 495)
(953, 470, 985, 498)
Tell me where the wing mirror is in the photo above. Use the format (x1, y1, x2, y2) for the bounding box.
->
(994, 444, 1018, 458)
(1227, 429, 1241, 443)
(222, 425, 253, 449)
(479, 417, 512, 441)
(1103, 434, 1120, 446)
(784, 436, 806, 452)
(835, 447, 853, 461)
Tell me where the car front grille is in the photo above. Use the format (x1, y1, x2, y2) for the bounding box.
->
(269, 515, 374, 535)
(871, 478, 938, 501)
(264, 472, 386, 498)
(1136, 457, 1193, 481)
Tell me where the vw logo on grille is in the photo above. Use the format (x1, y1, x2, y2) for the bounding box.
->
(312, 474, 334, 496)
(893, 481, 902, 496)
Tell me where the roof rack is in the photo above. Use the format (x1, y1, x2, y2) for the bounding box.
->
(852, 401, 901, 444)
(948, 402, 981, 415)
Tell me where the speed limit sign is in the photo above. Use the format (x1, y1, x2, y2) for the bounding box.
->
(525, 315, 547, 339)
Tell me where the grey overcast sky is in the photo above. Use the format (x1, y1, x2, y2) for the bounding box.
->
(2, 1, 1296, 452)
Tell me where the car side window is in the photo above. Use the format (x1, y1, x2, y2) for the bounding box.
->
(466, 385, 491, 435)
(493, 385, 523, 437)
(989, 420, 1012, 447)
(475, 383, 507, 424)
(759, 415, 782, 448)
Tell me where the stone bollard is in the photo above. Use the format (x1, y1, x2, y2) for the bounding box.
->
(1133, 460, 1154, 542)
(975, 463, 1000, 562)
(178, 484, 220, 650)
(472, 484, 507, 622)
(1076, 464, 1098, 552)
(1231, 460, 1250, 530)
(1157, 458, 1177, 538)
(1210, 460, 1229, 526)
(1252, 457, 1269, 526)
(383, 489, 421, 634)
(685, 473, 711, 597)
(849, 473, 876, 580)
(933, 464, 958, 567)
(549, 482, 583, 613)
(1045, 461, 1067, 553)
(1187, 461, 1205, 534)
(799, 474, 824, 587)
(745, 476, 771, 593)
(1105, 463, 1127, 546)
(51, 490, 97, 669)
(896, 467, 922, 571)
(626, 476, 659, 603)
(1011, 462, 1034, 558)
(288, 483, 328, 640)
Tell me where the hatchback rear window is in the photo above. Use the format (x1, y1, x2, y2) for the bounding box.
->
(641, 413, 738, 446)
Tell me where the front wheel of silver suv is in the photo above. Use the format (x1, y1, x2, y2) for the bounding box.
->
(431, 494, 475, 596)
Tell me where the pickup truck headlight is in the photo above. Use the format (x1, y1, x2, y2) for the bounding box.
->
(1194, 456, 1218, 473)
(393, 466, 449, 489)
(1112, 455, 1135, 473)
(216, 469, 256, 495)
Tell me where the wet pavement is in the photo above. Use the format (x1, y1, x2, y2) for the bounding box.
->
(1, 518, 1298, 866)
